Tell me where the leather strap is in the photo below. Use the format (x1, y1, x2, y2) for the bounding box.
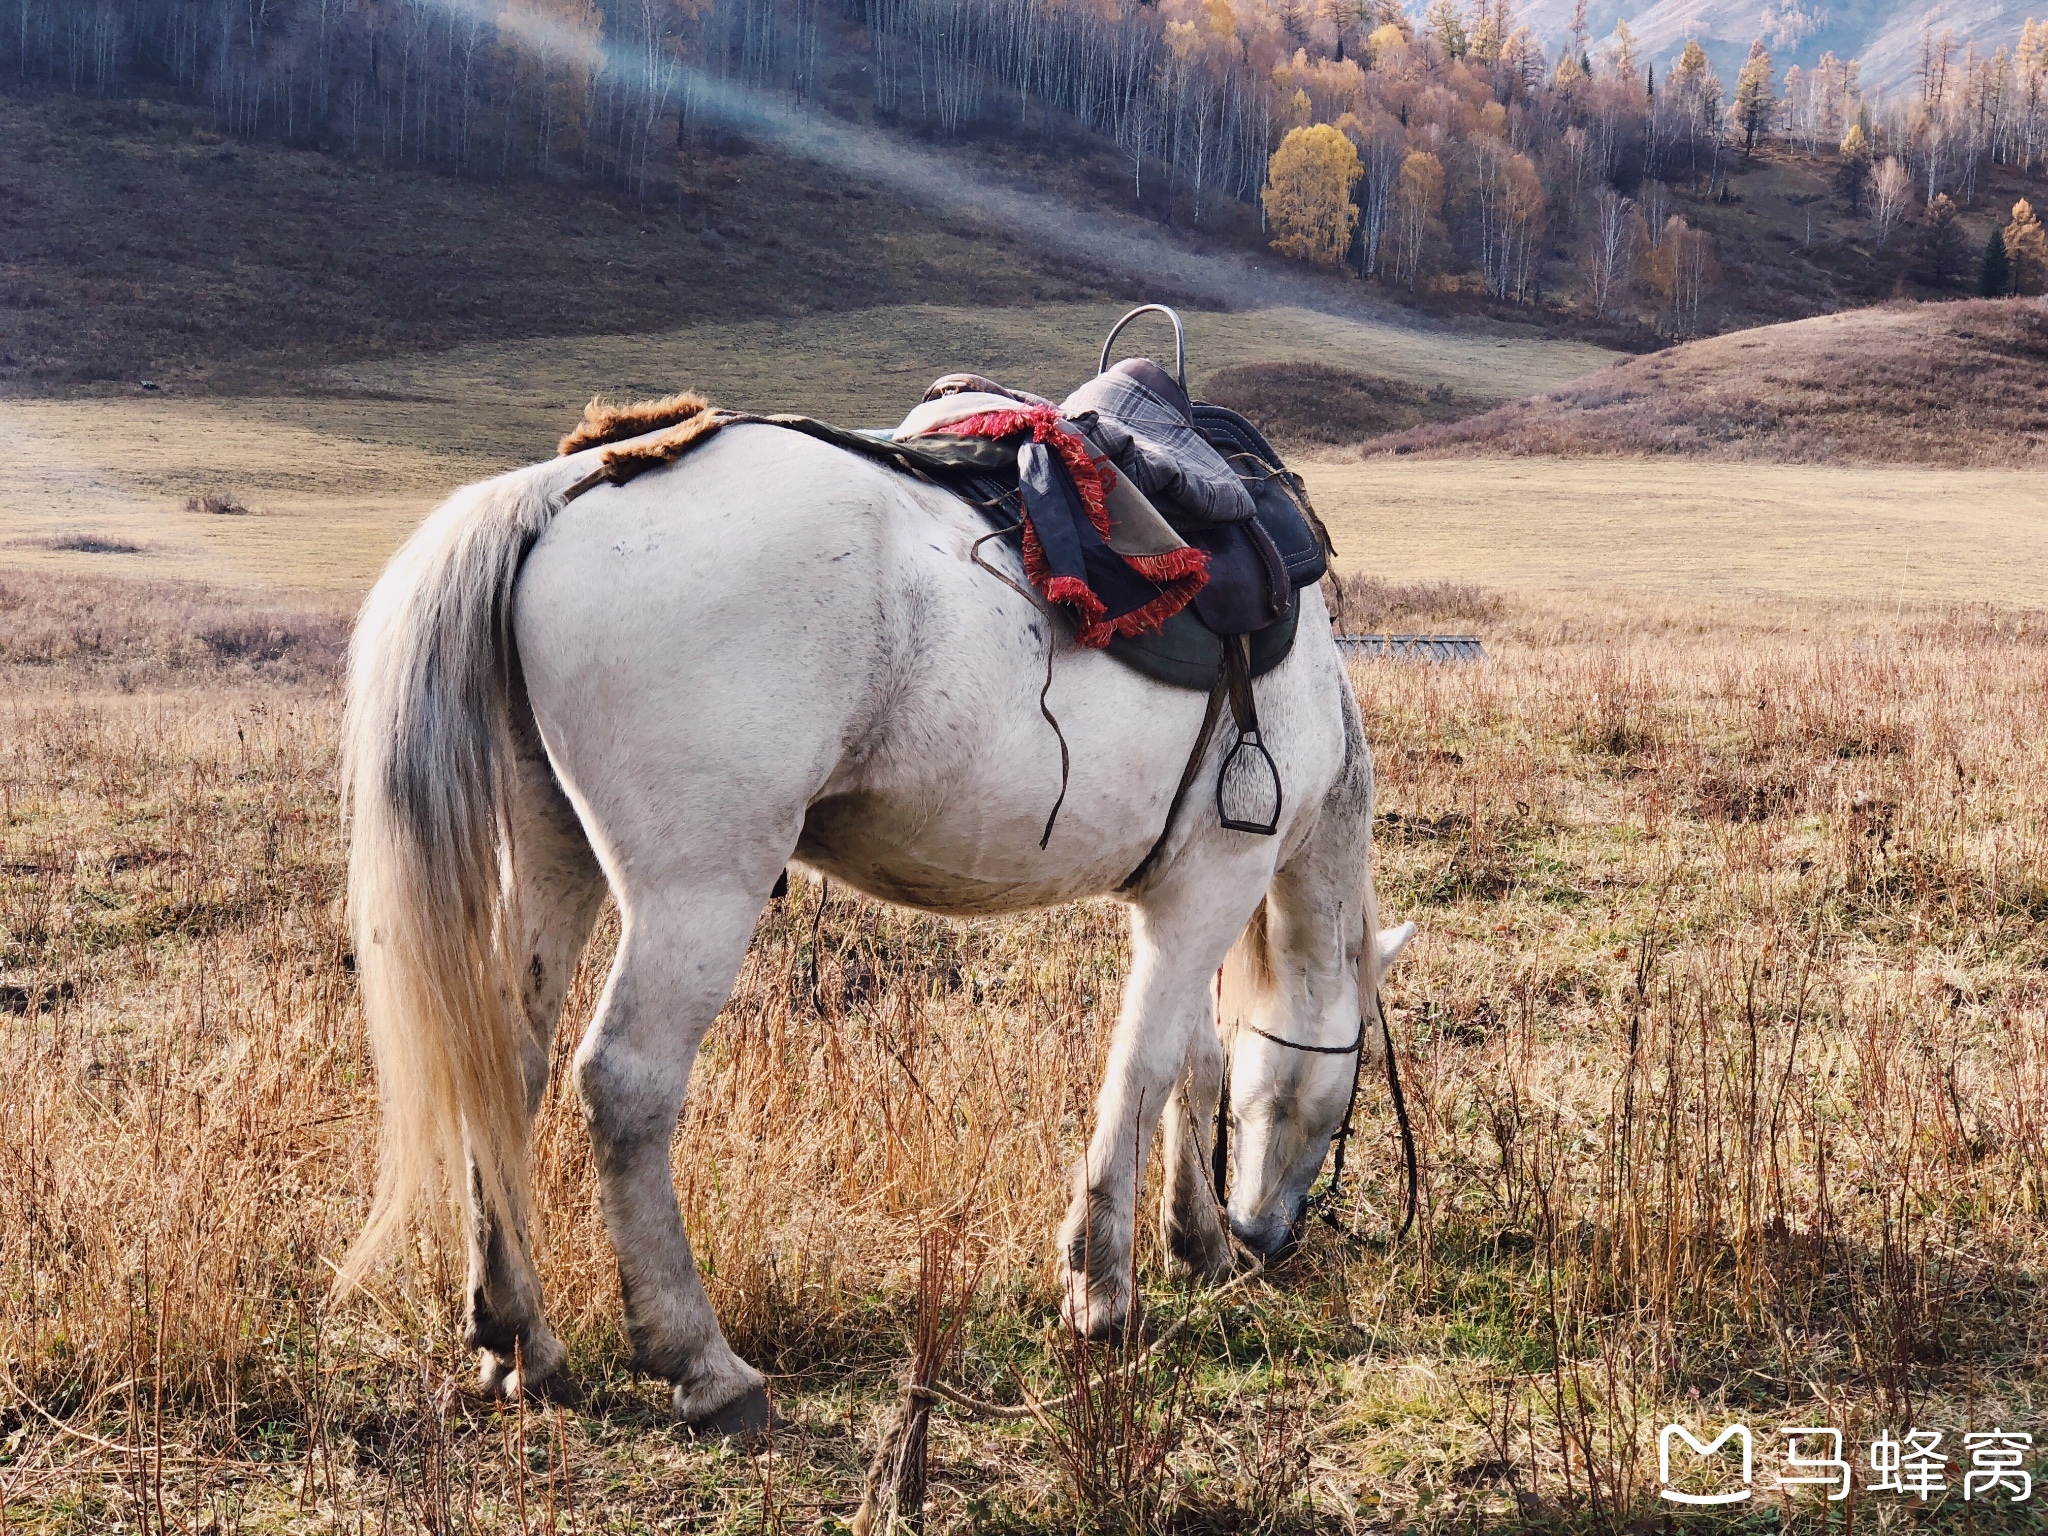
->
(1243, 516, 1290, 623)
(1119, 666, 1230, 892)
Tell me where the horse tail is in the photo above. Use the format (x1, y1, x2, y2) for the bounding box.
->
(334, 462, 582, 1290)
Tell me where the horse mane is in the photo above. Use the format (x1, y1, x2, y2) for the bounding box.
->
(558, 391, 712, 457)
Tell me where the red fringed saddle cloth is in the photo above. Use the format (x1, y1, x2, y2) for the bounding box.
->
(908, 404, 1209, 648)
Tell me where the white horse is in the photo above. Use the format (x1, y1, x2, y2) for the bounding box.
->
(340, 420, 1412, 1432)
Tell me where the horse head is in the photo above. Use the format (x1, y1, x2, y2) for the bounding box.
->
(1220, 919, 1416, 1260)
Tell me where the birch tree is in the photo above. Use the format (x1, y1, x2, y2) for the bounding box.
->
(1871, 155, 1911, 245)
(1581, 187, 1640, 317)
(1264, 122, 1361, 264)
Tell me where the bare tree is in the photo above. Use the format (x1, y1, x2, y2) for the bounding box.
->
(1651, 215, 1718, 336)
(1872, 155, 1912, 245)
(1582, 187, 1640, 317)
(1343, 112, 1404, 278)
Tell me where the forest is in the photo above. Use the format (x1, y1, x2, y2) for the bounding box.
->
(11, 0, 2048, 329)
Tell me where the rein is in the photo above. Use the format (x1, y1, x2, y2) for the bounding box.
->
(1211, 990, 1417, 1244)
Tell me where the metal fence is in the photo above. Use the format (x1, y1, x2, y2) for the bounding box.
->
(1335, 634, 1490, 663)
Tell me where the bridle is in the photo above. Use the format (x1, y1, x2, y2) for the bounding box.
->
(1211, 990, 1418, 1244)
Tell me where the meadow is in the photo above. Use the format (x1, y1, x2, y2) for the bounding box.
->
(4, 533, 2045, 1532)
(4, 285, 2047, 1530)
(13, 12, 2048, 1508)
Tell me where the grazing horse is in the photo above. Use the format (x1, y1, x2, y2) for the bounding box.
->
(339, 422, 1412, 1432)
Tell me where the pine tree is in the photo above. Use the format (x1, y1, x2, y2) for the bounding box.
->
(1915, 193, 1966, 285)
(1732, 40, 1776, 156)
(2005, 198, 2048, 293)
(1423, 0, 1467, 59)
(1981, 227, 2011, 295)
(1467, 1, 1502, 64)
(1837, 122, 1873, 214)
(1610, 20, 1639, 82)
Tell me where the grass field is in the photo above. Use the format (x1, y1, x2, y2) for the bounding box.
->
(4, 565, 2044, 1533)
(1314, 457, 2048, 608)
(0, 300, 1607, 590)
(4, 298, 2048, 1531)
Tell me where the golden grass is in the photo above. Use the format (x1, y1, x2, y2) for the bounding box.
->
(3, 568, 2044, 1532)
(1308, 456, 2048, 607)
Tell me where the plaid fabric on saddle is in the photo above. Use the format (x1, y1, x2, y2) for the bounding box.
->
(896, 367, 1220, 648)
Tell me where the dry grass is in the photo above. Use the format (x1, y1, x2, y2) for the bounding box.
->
(0, 570, 349, 689)
(1199, 363, 1484, 455)
(3, 570, 2046, 1532)
(1361, 298, 2048, 466)
(0, 301, 1610, 592)
(1308, 455, 2048, 608)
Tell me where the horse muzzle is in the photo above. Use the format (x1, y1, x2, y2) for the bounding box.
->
(1228, 1206, 1302, 1263)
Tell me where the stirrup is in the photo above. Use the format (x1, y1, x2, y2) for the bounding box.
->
(1216, 727, 1281, 836)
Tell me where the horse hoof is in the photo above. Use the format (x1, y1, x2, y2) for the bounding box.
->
(479, 1353, 512, 1397)
(1058, 1280, 1132, 1342)
(1168, 1239, 1237, 1285)
(678, 1383, 773, 1438)
(477, 1336, 572, 1402)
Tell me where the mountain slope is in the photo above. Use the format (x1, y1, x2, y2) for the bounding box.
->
(1359, 298, 2048, 465)
(0, 89, 1133, 394)
(1519, 0, 2033, 93)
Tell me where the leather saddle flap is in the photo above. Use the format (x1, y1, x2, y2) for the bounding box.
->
(1192, 403, 1330, 588)
(1179, 404, 1329, 635)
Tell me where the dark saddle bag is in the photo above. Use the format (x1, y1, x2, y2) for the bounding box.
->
(1106, 403, 1330, 691)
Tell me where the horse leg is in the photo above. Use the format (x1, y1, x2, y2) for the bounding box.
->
(470, 730, 608, 1397)
(573, 886, 769, 1430)
(1157, 995, 1235, 1281)
(1057, 882, 1262, 1335)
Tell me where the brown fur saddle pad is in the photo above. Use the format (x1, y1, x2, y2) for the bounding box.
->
(553, 377, 1330, 692)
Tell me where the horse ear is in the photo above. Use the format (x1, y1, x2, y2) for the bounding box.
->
(1377, 922, 1416, 971)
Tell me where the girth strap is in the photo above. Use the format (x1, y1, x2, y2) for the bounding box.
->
(1118, 665, 1230, 893)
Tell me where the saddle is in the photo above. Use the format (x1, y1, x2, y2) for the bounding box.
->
(902, 350, 1330, 691)
(892, 307, 1331, 871)
(553, 305, 1331, 875)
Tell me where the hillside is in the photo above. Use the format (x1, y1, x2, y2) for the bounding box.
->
(0, 90, 1135, 394)
(1359, 298, 2048, 466)
(1517, 0, 2033, 93)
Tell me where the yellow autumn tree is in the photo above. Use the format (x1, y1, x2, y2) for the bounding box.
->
(1263, 123, 1363, 266)
(1366, 22, 1410, 67)
(2005, 198, 2048, 294)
